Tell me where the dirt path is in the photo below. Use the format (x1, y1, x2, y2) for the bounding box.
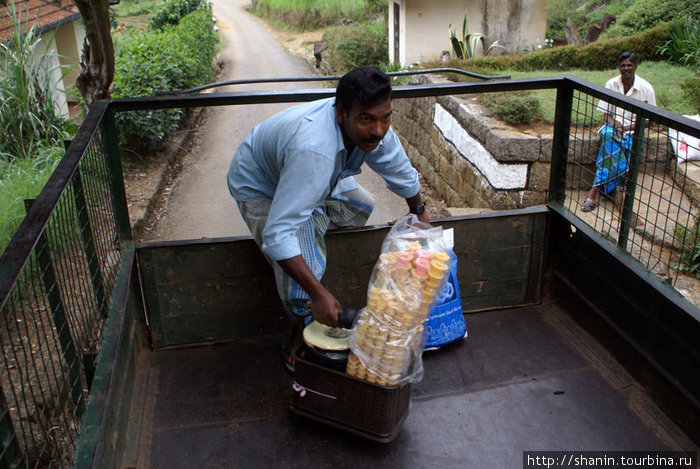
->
(142, 0, 439, 242)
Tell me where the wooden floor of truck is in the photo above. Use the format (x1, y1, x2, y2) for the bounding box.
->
(122, 303, 695, 468)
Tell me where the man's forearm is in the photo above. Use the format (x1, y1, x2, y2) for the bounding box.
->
(277, 255, 340, 326)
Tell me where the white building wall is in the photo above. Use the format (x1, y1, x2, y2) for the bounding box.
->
(389, 0, 548, 66)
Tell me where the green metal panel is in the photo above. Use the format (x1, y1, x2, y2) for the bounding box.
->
(137, 209, 548, 349)
(137, 239, 287, 349)
(72, 247, 141, 469)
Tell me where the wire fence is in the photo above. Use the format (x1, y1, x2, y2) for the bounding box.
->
(555, 82, 700, 288)
(0, 119, 122, 467)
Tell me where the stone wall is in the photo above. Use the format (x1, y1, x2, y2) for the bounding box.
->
(392, 76, 677, 210)
(392, 77, 553, 210)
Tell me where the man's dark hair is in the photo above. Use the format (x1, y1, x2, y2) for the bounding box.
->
(336, 66, 392, 113)
(618, 51, 637, 65)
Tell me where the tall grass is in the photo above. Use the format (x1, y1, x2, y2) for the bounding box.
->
(252, 0, 384, 31)
(0, 149, 63, 252)
(0, 1, 72, 161)
(0, 0, 74, 253)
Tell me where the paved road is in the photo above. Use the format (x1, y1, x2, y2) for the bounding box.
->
(149, 0, 408, 241)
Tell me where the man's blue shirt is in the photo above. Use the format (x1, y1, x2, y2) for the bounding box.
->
(227, 97, 420, 261)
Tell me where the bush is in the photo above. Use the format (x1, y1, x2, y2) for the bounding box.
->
(674, 218, 700, 278)
(466, 24, 671, 72)
(657, 16, 700, 73)
(681, 77, 700, 113)
(113, 8, 217, 152)
(605, 0, 700, 37)
(149, 0, 203, 30)
(493, 95, 541, 125)
(323, 20, 387, 74)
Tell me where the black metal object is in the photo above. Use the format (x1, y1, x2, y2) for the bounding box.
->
(162, 68, 512, 96)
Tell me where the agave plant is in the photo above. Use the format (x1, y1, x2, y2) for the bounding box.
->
(449, 13, 503, 59)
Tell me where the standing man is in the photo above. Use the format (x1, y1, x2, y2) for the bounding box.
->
(581, 51, 656, 212)
(227, 66, 427, 369)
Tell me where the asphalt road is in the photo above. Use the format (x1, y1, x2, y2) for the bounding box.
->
(149, 0, 409, 242)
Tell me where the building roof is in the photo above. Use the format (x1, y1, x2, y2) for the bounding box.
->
(0, 0, 81, 43)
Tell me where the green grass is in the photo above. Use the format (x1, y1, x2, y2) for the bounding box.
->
(111, 0, 166, 18)
(490, 62, 697, 124)
(0, 149, 63, 253)
(252, 0, 384, 31)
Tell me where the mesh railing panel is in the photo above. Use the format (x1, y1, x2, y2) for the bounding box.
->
(0, 130, 121, 467)
(558, 87, 700, 288)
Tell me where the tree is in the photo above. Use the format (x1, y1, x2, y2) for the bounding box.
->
(73, 0, 114, 107)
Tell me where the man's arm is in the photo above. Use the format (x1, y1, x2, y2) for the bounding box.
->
(278, 256, 341, 327)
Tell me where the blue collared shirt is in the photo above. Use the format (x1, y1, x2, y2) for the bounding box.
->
(227, 97, 420, 261)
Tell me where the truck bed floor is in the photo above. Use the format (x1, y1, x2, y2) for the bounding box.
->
(122, 303, 695, 468)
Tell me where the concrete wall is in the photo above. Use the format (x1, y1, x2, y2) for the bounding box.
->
(388, 0, 547, 66)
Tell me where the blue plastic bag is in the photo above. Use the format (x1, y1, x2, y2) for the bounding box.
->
(424, 248, 467, 350)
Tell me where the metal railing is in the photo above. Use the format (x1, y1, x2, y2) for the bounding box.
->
(549, 75, 700, 288)
(0, 74, 698, 466)
(0, 103, 128, 467)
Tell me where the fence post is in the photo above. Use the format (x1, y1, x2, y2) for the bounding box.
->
(618, 114, 646, 250)
(100, 107, 132, 246)
(23, 200, 86, 418)
(549, 81, 574, 205)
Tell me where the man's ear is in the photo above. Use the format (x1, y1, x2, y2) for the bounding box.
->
(335, 103, 346, 125)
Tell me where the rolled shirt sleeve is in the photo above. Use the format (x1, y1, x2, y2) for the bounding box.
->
(262, 149, 335, 260)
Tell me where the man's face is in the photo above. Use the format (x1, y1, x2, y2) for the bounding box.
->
(336, 98, 392, 152)
(618, 58, 636, 79)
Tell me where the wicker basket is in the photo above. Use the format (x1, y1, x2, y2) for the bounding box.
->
(290, 345, 411, 442)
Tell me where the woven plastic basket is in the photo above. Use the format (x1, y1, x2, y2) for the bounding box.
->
(290, 345, 411, 442)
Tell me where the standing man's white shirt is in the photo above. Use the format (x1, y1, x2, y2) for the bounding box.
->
(597, 74, 656, 131)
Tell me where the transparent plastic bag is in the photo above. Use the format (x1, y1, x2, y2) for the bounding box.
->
(346, 215, 451, 386)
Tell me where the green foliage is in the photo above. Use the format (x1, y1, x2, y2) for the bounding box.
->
(0, 148, 63, 253)
(466, 24, 670, 72)
(252, 0, 383, 31)
(681, 77, 700, 113)
(605, 0, 700, 37)
(674, 218, 700, 278)
(485, 94, 541, 125)
(0, 1, 73, 161)
(657, 16, 700, 73)
(149, 0, 202, 30)
(113, 8, 217, 152)
(323, 20, 387, 74)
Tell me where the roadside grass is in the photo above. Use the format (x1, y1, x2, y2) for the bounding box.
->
(0, 149, 63, 252)
(251, 0, 384, 31)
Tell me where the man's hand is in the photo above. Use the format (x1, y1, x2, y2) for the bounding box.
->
(310, 288, 341, 327)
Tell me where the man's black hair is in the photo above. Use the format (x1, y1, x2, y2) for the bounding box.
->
(618, 51, 637, 65)
(335, 66, 392, 113)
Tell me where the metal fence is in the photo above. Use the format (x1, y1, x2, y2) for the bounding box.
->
(0, 75, 698, 467)
(549, 76, 700, 289)
(0, 105, 127, 468)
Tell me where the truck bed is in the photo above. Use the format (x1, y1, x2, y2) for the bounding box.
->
(121, 303, 692, 468)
